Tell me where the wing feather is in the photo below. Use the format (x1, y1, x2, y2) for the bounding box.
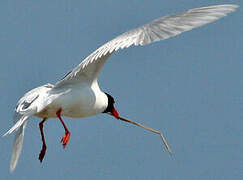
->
(55, 4, 238, 87)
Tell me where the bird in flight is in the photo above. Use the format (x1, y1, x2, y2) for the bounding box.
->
(4, 4, 238, 172)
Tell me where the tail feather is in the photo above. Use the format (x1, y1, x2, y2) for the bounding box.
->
(3, 112, 32, 172)
(9, 121, 28, 172)
(4, 83, 55, 172)
(3, 115, 29, 137)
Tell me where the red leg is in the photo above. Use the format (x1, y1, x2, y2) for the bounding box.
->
(39, 118, 47, 162)
(56, 108, 71, 148)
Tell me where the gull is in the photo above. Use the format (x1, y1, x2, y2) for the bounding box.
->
(3, 4, 238, 172)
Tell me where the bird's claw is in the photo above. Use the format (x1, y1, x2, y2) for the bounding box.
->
(61, 132, 71, 148)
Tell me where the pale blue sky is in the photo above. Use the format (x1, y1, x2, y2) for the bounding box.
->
(1, 0, 242, 179)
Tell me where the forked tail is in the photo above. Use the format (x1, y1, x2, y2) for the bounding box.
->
(3, 83, 55, 172)
(9, 120, 28, 172)
(3, 112, 32, 172)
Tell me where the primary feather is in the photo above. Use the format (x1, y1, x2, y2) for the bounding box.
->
(56, 4, 238, 87)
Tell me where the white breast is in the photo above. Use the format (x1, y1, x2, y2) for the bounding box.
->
(36, 81, 108, 118)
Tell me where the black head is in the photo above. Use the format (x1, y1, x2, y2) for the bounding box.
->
(103, 93, 119, 119)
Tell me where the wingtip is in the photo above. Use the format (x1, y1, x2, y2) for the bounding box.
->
(222, 4, 239, 10)
(9, 165, 15, 173)
(2, 131, 10, 137)
(10, 161, 18, 172)
(234, 4, 240, 9)
(230, 4, 239, 8)
(10, 154, 18, 173)
(228, 4, 240, 10)
(2, 128, 13, 137)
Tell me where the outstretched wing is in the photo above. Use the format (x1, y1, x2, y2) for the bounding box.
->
(55, 4, 238, 87)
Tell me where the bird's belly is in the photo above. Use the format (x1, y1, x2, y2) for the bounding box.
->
(36, 86, 107, 119)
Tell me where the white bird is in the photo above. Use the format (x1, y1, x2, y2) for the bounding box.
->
(4, 4, 238, 172)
